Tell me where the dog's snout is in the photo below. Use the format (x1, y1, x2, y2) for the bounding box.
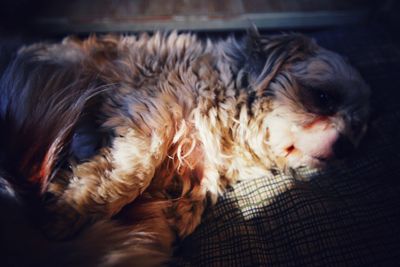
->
(333, 134, 355, 158)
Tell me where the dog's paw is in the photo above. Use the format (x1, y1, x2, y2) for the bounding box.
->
(170, 199, 205, 238)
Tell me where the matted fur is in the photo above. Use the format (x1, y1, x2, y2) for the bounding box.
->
(0, 30, 370, 266)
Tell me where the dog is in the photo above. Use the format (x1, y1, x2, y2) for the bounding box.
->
(0, 29, 370, 266)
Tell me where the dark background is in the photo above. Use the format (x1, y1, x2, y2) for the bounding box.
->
(0, 0, 396, 36)
(1, 1, 400, 266)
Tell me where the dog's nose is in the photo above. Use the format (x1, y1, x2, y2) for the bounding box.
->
(333, 134, 355, 158)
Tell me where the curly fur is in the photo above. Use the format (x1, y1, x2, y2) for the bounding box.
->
(0, 30, 370, 266)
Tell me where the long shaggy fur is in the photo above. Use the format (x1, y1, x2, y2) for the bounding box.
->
(0, 30, 370, 266)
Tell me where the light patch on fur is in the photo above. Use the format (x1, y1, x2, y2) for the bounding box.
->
(2, 30, 370, 265)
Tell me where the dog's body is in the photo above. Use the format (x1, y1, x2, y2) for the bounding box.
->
(0, 30, 370, 266)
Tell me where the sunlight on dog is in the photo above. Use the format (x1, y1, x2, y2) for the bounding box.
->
(0, 28, 370, 266)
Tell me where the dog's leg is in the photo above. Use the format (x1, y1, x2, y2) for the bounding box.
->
(44, 128, 170, 239)
(95, 198, 177, 267)
(170, 188, 208, 239)
(166, 167, 220, 239)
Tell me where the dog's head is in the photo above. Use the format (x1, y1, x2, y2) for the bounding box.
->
(244, 32, 370, 169)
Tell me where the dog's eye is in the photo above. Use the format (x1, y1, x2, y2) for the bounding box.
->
(307, 88, 338, 116)
(311, 89, 336, 114)
(315, 90, 331, 107)
(298, 81, 340, 116)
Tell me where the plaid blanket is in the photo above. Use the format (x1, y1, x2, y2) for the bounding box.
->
(174, 27, 400, 266)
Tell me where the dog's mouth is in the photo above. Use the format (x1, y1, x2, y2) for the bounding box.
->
(267, 114, 364, 170)
(284, 145, 296, 156)
(283, 144, 331, 168)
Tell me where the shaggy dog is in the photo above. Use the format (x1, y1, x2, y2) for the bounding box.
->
(0, 29, 370, 266)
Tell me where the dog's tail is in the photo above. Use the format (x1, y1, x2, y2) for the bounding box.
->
(0, 43, 102, 194)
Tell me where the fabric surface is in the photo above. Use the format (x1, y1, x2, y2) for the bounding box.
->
(174, 27, 400, 266)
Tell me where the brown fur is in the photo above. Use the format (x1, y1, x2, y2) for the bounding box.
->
(0, 30, 370, 266)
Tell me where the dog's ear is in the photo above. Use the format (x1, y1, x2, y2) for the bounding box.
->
(245, 33, 319, 95)
(0, 43, 100, 194)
